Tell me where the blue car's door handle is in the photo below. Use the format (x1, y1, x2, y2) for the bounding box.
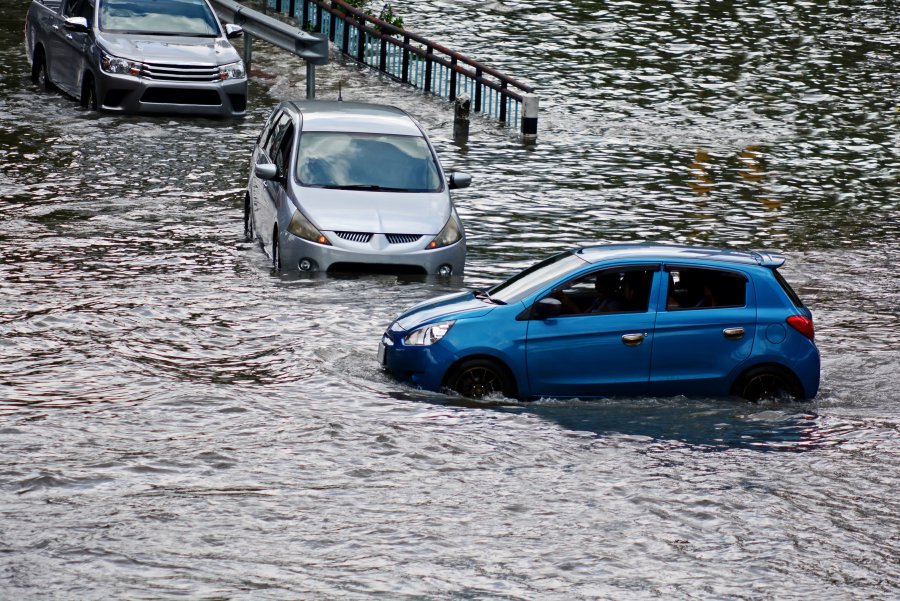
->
(621, 333, 645, 346)
(723, 327, 745, 340)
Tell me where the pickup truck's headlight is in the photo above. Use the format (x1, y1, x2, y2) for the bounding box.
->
(219, 60, 246, 80)
(404, 321, 455, 346)
(428, 214, 462, 249)
(100, 53, 141, 76)
(287, 209, 331, 245)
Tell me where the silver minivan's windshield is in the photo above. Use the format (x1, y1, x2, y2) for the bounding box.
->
(487, 252, 589, 304)
(99, 0, 220, 36)
(296, 132, 443, 192)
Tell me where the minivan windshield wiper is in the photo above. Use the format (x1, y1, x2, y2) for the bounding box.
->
(319, 184, 410, 192)
(475, 289, 507, 305)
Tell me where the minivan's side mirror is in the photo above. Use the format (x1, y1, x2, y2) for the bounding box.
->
(64, 17, 89, 33)
(255, 163, 278, 181)
(448, 172, 472, 190)
(533, 297, 563, 319)
(225, 24, 243, 39)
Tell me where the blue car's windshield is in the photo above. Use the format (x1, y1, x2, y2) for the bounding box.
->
(296, 132, 443, 192)
(99, 0, 220, 36)
(487, 252, 589, 304)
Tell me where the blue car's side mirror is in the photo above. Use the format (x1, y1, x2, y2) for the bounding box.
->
(533, 297, 563, 319)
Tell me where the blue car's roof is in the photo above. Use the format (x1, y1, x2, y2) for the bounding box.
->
(576, 243, 785, 268)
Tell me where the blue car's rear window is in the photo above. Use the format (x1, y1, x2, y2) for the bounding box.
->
(772, 268, 805, 308)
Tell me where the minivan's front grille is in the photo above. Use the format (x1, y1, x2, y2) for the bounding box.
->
(336, 231, 373, 243)
(386, 234, 422, 244)
(141, 62, 221, 82)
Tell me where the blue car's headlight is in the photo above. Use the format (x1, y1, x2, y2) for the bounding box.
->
(404, 320, 455, 346)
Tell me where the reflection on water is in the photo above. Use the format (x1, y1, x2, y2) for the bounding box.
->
(1, 0, 899, 598)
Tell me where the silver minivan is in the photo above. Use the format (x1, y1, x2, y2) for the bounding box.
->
(245, 101, 471, 276)
(25, 0, 247, 117)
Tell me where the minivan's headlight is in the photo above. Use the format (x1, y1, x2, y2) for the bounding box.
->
(404, 321, 455, 346)
(428, 214, 462, 249)
(219, 60, 246, 80)
(100, 53, 141, 76)
(287, 209, 331, 245)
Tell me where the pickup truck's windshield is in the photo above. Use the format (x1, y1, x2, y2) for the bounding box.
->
(99, 0, 220, 36)
(296, 132, 443, 193)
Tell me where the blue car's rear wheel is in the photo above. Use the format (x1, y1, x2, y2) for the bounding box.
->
(733, 366, 802, 402)
(446, 359, 514, 399)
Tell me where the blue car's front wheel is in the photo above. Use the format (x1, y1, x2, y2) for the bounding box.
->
(446, 359, 515, 400)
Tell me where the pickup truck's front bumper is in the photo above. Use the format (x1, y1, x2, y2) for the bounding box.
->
(95, 71, 247, 118)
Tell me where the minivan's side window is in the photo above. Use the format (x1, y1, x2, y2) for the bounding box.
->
(264, 113, 292, 160)
(274, 124, 295, 181)
(666, 267, 746, 310)
(548, 267, 656, 316)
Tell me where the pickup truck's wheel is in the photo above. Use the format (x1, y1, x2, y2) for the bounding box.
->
(31, 50, 51, 90)
(243, 194, 253, 241)
(732, 366, 802, 402)
(81, 75, 98, 111)
(446, 359, 515, 399)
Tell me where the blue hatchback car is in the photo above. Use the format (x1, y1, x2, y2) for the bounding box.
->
(378, 244, 820, 401)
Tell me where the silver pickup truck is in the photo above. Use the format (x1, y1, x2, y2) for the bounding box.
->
(25, 0, 248, 117)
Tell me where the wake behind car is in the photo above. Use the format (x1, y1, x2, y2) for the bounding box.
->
(25, 0, 247, 117)
(379, 244, 820, 401)
(245, 101, 471, 275)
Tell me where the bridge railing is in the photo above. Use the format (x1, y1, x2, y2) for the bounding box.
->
(264, 0, 538, 135)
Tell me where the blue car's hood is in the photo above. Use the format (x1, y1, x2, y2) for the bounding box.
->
(396, 291, 495, 331)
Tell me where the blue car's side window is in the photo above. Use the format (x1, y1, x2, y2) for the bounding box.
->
(548, 266, 657, 316)
(665, 267, 747, 310)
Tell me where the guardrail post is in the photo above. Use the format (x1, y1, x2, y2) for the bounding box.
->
(341, 16, 350, 55)
(315, 2, 322, 32)
(449, 57, 457, 101)
(307, 62, 315, 99)
(499, 81, 507, 124)
(243, 32, 253, 72)
(401, 35, 410, 83)
(454, 94, 470, 139)
(329, 7, 336, 41)
(424, 47, 433, 93)
(302, 0, 309, 27)
(357, 25, 366, 63)
(379, 36, 387, 73)
(521, 93, 538, 140)
(474, 67, 482, 112)
(289, 0, 295, 18)
(275, 0, 282, 13)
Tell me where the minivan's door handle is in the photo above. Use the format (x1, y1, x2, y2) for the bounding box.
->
(622, 333, 646, 347)
(723, 327, 745, 340)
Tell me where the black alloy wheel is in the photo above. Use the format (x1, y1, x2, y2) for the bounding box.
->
(447, 359, 514, 399)
(81, 76, 98, 110)
(31, 52, 51, 90)
(734, 367, 801, 402)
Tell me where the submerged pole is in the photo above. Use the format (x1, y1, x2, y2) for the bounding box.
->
(521, 93, 538, 140)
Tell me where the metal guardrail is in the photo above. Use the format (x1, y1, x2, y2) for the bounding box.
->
(212, 0, 538, 137)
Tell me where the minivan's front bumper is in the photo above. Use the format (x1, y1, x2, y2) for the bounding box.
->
(279, 230, 466, 276)
(95, 71, 247, 117)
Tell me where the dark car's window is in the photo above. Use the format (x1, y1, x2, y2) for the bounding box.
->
(64, 0, 94, 21)
(295, 132, 442, 192)
(547, 267, 657, 316)
(772, 269, 805, 308)
(99, 0, 220, 36)
(665, 267, 746, 310)
(487, 252, 589, 305)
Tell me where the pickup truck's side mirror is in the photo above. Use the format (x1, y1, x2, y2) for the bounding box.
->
(448, 172, 471, 190)
(533, 297, 563, 319)
(225, 24, 243, 39)
(64, 17, 89, 33)
(255, 163, 279, 181)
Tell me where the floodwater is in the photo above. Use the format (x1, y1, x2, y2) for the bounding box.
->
(1, 0, 898, 598)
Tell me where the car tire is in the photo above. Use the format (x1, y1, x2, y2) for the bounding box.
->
(732, 366, 802, 402)
(446, 358, 515, 400)
(31, 49, 52, 90)
(81, 75, 98, 110)
(243, 194, 253, 241)
(272, 227, 281, 270)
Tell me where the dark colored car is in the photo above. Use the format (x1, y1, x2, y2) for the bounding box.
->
(379, 244, 820, 401)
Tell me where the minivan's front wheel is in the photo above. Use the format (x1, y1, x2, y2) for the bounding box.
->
(733, 366, 802, 402)
(446, 359, 514, 399)
(272, 227, 281, 270)
(243, 194, 253, 241)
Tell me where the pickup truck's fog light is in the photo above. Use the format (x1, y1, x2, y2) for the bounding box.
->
(438, 264, 452, 276)
(298, 258, 316, 271)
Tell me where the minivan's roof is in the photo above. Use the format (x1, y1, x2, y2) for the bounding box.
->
(577, 243, 785, 267)
(285, 101, 424, 136)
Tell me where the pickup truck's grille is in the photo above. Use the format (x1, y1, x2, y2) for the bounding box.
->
(140, 62, 222, 82)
